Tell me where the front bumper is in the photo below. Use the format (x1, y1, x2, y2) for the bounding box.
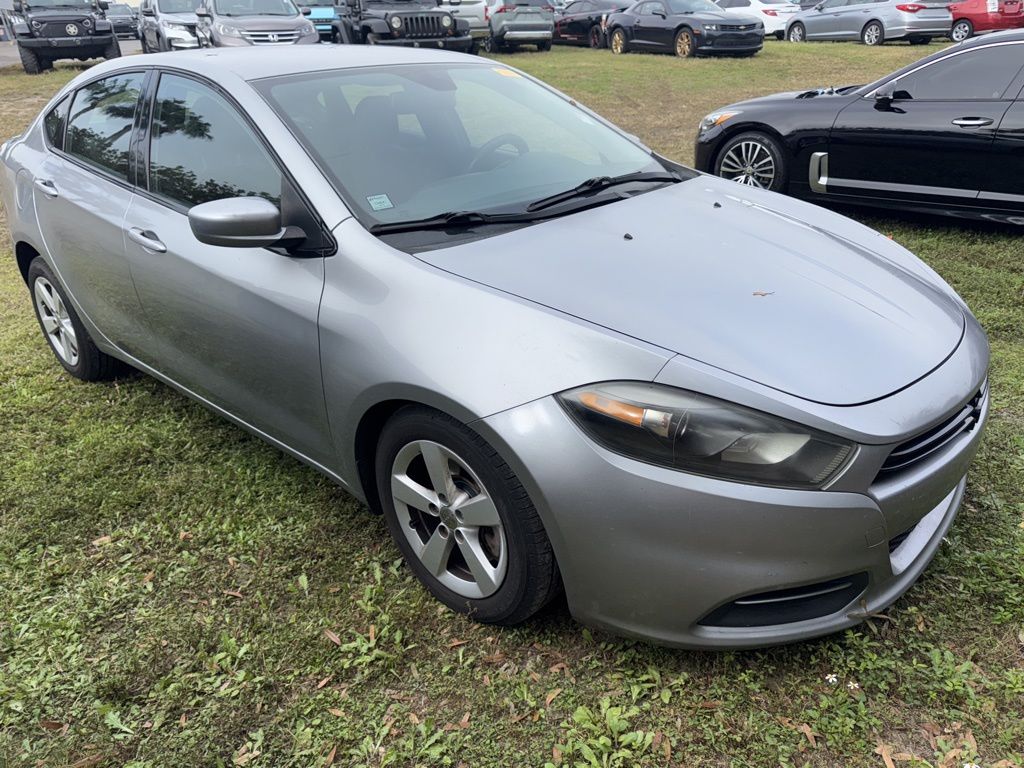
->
(367, 32, 474, 48)
(697, 29, 763, 53)
(18, 33, 114, 48)
(477, 379, 988, 649)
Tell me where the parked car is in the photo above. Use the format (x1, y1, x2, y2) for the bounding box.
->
(606, 0, 764, 56)
(554, 0, 625, 47)
(194, 0, 319, 45)
(948, 0, 1023, 41)
(139, 0, 201, 50)
(716, 0, 799, 39)
(785, 0, 951, 44)
(482, 0, 554, 52)
(2, 0, 120, 74)
(104, 1, 138, 36)
(695, 30, 1024, 225)
(302, 0, 340, 39)
(1, 46, 990, 648)
(439, 0, 488, 51)
(333, 0, 474, 49)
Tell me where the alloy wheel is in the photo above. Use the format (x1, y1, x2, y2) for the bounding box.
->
(33, 277, 79, 366)
(719, 140, 776, 189)
(390, 440, 508, 599)
(788, 23, 804, 41)
(675, 30, 692, 56)
(611, 29, 625, 53)
(862, 22, 882, 45)
(950, 20, 971, 41)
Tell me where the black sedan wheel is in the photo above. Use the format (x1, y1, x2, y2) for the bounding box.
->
(950, 19, 972, 41)
(674, 27, 695, 57)
(610, 27, 627, 53)
(787, 22, 805, 42)
(714, 131, 788, 192)
(376, 406, 561, 625)
(861, 20, 884, 45)
(588, 24, 602, 48)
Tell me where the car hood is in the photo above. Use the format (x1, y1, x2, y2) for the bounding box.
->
(222, 14, 304, 26)
(672, 9, 742, 21)
(163, 11, 198, 22)
(415, 178, 965, 406)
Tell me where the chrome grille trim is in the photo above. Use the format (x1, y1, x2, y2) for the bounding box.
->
(242, 28, 300, 44)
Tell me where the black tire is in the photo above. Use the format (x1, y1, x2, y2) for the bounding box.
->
(908, 35, 930, 44)
(588, 24, 602, 48)
(27, 258, 121, 381)
(787, 22, 805, 42)
(468, 39, 480, 54)
(102, 38, 122, 59)
(483, 31, 501, 53)
(950, 18, 972, 42)
(17, 44, 42, 74)
(375, 406, 561, 626)
(609, 26, 627, 53)
(537, 39, 551, 51)
(673, 27, 695, 57)
(39, 56, 53, 71)
(861, 20, 884, 45)
(713, 130, 789, 193)
(141, 34, 150, 52)
(773, 30, 784, 40)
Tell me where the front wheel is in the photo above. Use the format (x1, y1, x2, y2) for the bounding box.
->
(861, 20, 883, 45)
(714, 130, 788, 192)
(537, 39, 551, 51)
(376, 406, 561, 625)
(950, 19, 972, 41)
(17, 44, 42, 74)
(773, 30, 784, 40)
(786, 22, 805, 42)
(483, 31, 501, 53)
(674, 27, 695, 57)
(609, 27, 627, 54)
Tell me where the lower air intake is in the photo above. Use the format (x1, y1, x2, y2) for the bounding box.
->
(698, 573, 869, 628)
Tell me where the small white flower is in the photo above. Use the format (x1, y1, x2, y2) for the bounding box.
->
(847, 681, 860, 691)
(963, 763, 981, 768)
(825, 674, 838, 685)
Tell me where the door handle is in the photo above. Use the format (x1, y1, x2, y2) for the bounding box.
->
(952, 117, 994, 127)
(34, 178, 58, 197)
(127, 226, 167, 253)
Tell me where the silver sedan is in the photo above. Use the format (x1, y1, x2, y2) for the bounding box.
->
(0, 47, 988, 648)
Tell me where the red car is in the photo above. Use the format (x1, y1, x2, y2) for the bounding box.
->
(948, 0, 1024, 40)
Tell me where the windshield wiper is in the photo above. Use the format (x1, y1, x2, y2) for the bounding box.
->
(370, 210, 547, 236)
(525, 171, 680, 212)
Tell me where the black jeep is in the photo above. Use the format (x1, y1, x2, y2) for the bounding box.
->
(2, 0, 120, 74)
(332, 0, 473, 51)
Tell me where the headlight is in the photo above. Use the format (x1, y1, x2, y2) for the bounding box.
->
(299, 20, 315, 33)
(558, 382, 853, 489)
(214, 21, 243, 36)
(441, 13, 452, 26)
(702, 23, 718, 31)
(390, 14, 402, 28)
(162, 21, 189, 32)
(31, 19, 41, 27)
(699, 109, 741, 133)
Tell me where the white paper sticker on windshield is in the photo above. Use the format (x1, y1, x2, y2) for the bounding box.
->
(367, 194, 394, 211)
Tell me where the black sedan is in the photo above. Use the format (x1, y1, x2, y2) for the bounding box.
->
(104, 2, 140, 38)
(554, 0, 627, 47)
(606, 0, 764, 57)
(694, 30, 1024, 226)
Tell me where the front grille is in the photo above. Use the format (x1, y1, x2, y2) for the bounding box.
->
(400, 13, 444, 37)
(714, 35, 758, 46)
(878, 385, 985, 475)
(699, 573, 869, 628)
(242, 28, 300, 44)
(42, 19, 89, 36)
(721, 22, 757, 30)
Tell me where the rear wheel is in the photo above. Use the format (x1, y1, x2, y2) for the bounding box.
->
(787, 22, 805, 42)
(537, 39, 551, 50)
(950, 18, 972, 41)
(861, 20, 883, 45)
(908, 35, 930, 44)
(483, 29, 502, 52)
(17, 44, 42, 74)
(674, 26, 695, 57)
(773, 30, 784, 40)
(28, 258, 121, 381)
(588, 24, 602, 47)
(610, 27, 627, 53)
(376, 406, 561, 625)
(714, 130, 788, 192)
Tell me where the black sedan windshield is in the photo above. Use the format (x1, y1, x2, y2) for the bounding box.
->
(257, 64, 680, 228)
(667, 0, 721, 11)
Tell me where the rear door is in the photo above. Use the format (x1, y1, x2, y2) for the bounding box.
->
(982, 65, 1024, 217)
(823, 41, 1024, 206)
(630, 0, 662, 44)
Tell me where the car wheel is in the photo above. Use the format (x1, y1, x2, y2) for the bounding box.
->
(950, 19, 972, 41)
(773, 30, 784, 40)
(38, 56, 53, 71)
(141, 34, 149, 52)
(468, 39, 480, 54)
(908, 35, 930, 44)
(674, 27, 695, 57)
(610, 27, 627, 53)
(861, 20, 883, 45)
(588, 24, 602, 48)
(787, 22, 805, 42)
(102, 38, 122, 59)
(375, 406, 561, 625)
(28, 258, 121, 381)
(17, 44, 43, 74)
(483, 31, 501, 53)
(537, 39, 551, 50)
(714, 130, 788, 192)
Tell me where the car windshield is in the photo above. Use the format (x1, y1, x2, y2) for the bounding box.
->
(303, 0, 334, 5)
(214, 0, 297, 14)
(25, 0, 92, 7)
(257, 64, 679, 233)
(107, 3, 133, 10)
(157, 0, 201, 12)
(667, 0, 720, 10)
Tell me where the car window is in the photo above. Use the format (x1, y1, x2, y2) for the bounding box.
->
(648, 1, 666, 10)
(820, 0, 846, 9)
(148, 74, 283, 208)
(44, 95, 70, 151)
(895, 44, 1024, 101)
(733, 0, 750, 6)
(65, 73, 144, 181)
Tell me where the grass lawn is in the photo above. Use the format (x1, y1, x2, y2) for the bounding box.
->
(1, 42, 1023, 768)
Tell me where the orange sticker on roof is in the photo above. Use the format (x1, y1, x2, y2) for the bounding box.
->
(493, 68, 522, 77)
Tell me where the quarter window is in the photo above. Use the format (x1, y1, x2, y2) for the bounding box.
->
(894, 44, 1024, 101)
(65, 73, 144, 181)
(147, 74, 283, 208)
(44, 96, 70, 150)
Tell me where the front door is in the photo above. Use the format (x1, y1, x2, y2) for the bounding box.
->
(823, 42, 1024, 205)
(803, 0, 850, 38)
(123, 71, 335, 466)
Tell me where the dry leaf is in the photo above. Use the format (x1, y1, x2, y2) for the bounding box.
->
(179, 531, 192, 541)
(179, 714, 187, 727)
(798, 723, 818, 748)
(545, 688, 562, 707)
(142, 571, 155, 584)
(482, 652, 506, 664)
(549, 662, 568, 675)
(409, 712, 421, 724)
(368, 625, 376, 644)
(323, 629, 341, 646)
(327, 708, 344, 718)
(223, 590, 243, 599)
(458, 712, 471, 729)
(698, 700, 722, 709)
(316, 675, 333, 689)
(529, 671, 541, 682)
(324, 745, 337, 767)
(39, 720, 65, 731)
(70, 756, 105, 768)
(91, 535, 111, 547)
(447, 639, 469, 649)
(875, 743, 896, 768)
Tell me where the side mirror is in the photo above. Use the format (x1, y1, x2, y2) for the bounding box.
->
(189, 197, 303, 249)
(874, 81, 895, 104)
(300, 5, 311, 13)
(814, 2, 823, 9)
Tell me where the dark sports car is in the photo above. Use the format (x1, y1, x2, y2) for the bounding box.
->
(554, 0, 626, 47)
(694, 30, 1024, 225)
(605, 0, 764, 56)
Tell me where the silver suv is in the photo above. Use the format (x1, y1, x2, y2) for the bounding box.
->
(195, 0, 319, 46)
(482, 0, 554, 51)
(439, 0, 488, 51)
(139, 0, 201, 51)
(785, 0, 951, 45)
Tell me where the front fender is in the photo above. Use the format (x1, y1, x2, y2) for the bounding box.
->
(13, 22, 30, 35)
(94, 18, 113, 30)
(362, 17, 390, 34)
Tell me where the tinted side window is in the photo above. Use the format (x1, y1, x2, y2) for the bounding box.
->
(148, 74, 283, 208)
(897, 44, 1024, 101)
(65, 73, 144, 181)
(44, 96, 70, 151)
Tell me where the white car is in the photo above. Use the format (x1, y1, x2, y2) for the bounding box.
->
(716, 0, 799, 37)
